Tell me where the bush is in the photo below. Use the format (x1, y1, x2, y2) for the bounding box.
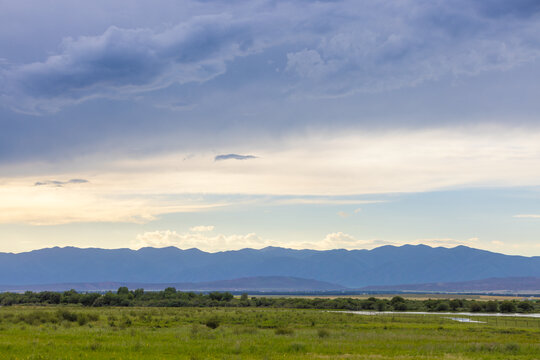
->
(275, 327, 294, 335)
(517, 301, 534, 312)
(77, 314, 89, 326)
(436, 303, 449, 311)
(500, 301, 516, 313)
(288, 343, 306, 353)
(204, 317, 220, 329)
(449, 299, 462, 311)
(317, 329, 330, 338)
(485, 301, 498, 313)
(57, 309, 78, 322)
(469, 302, 482, 312)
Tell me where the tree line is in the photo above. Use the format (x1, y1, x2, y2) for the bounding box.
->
(0, 288, 538, 313)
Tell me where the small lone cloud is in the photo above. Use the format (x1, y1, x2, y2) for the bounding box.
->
(214, 154, 257, 161)
(34, 179, 89, 187)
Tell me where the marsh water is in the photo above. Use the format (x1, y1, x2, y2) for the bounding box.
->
(340, 310, 540, 318)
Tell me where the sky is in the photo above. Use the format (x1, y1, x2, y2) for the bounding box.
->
(1, 0, 540, 255)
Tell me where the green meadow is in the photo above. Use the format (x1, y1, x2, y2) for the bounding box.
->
(0, 306, 539, 359)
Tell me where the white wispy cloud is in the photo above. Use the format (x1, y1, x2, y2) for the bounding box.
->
(3, 127, 540, 225)
(132, 229, 269, 252)
(408, 237, 480, 248)
(513, 214, 540, 218)
(130, 229, 535, 254)
(132, 229, 389, 252)
(0, 182, 227, 225)
(189, 225, 215, 232)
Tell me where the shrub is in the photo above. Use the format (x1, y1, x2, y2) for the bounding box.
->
(317, 329, 330, 338)
(500, 301, 516, 313)
(57, 309, 78, 322)
(517, 301, 534, 313)
(449, 299, 462, 311)
(469, 302, 482, 312)
(275, 327, 294, 335)
(77, 314, 88, 326)
(204, 317, 220, 329)
(436, 303, 449, 311)
(288, 343, 306, 352)
(505, 343, 520, 352)
(485, 301, 498, 313)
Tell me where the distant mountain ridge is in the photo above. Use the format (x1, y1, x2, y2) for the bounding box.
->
(361, 277, 540, 293)
(1, 245, 539, 288)
(0, 276, 346, 293)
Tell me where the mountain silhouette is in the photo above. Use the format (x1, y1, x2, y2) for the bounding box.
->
(1, 244, 539, 288)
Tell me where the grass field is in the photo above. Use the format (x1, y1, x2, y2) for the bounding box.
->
(0, 306, 539, 359)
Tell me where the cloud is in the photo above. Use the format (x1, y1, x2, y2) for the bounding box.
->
(34, 178, 89, 187)
(513, 214, 540, 218)
(3, 0, 540, 112)
(408, 237, 480, 248)
(0, 180, 228, 225)
(130, 228, 540, 254)
(298, 232, 391, 250)
(300, 234, 482, 251)
(275, 198, 384, 206)
(189, 225, 214, 232)
(3, 126, 540, 225)
(284, 1, 540, 97)
(214, 154, 257, 161)
(337, 208, 364, 217)
(132, 229, 269, 252)
(1, 15, 261, 114)
(132, 229, 390, 252)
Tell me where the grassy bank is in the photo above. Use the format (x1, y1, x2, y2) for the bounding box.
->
(0, 306, 539, 359)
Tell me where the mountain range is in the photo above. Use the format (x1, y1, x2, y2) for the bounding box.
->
(1, 244, 539, 289)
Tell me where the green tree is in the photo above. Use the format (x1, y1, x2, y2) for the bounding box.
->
(485, 301, 498, 313)
(117, 287, 129, 295)
(469, 302, 482, 312)
(163, 287, 177, 297)
(517, 301, 533, 313)
(449, 299, 462, 311)
(499, 300, 516, 313)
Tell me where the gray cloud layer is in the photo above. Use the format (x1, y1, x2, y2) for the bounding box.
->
(2, 0, 540, 113)
(1, 0, 540, 167)
(1, 15, 260, 114)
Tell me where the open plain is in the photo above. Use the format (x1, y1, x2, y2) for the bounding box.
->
(1, 306, 539, 359)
